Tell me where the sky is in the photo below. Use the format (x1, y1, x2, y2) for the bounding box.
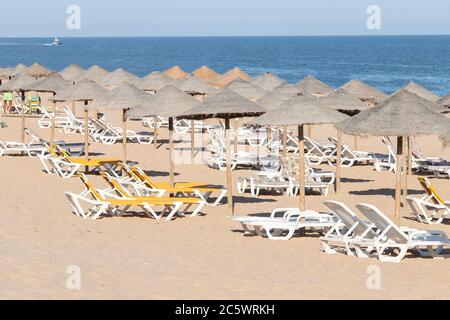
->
(1, 0, 449, 37)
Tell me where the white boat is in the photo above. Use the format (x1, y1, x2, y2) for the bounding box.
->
(51, 37, 62, 46)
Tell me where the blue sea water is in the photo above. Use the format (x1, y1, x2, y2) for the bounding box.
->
(0, 36, 450, 96)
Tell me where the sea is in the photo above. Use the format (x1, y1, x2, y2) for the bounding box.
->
(0, 35, 450, 96)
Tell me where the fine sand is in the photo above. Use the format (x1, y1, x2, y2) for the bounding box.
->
(0, 108, 449, 300)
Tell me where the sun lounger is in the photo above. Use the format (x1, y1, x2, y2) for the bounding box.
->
(100, 172, 207, 219)
(320, 201, 378, 257)
(233, 208, 339, 240)
(355, 203, 449, 262)
(123, 164, 227, 207)
(37, 106, 72, 129)
(406, 177, 450, 224)
(328, 137, 388, 167)
(65, 173, 202, 220)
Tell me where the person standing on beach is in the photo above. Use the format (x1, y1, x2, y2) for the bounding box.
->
(3, 91, 13, 113)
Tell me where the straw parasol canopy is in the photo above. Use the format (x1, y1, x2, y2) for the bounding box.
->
(211, 67, 252, 88)
(249, 95, 347, 127)
(88, 83, 151, 111)
(340, 80, 387, 105)
(74, 65, 109, 82)
(26, 63, 54, 78)
(336, 89, 450, 137)
(24, 74, 72, 93)
(52, 80, 110, 102)
(226, 79, 267, 101)
(297, 75, 333, 97)
(0, 72, 35, 92)
(174, 76, 218, 96)
(14, 64, 28, 75)
(403, 81, 440, 102)
(0, 67, 15, 79)
(318, 88, 371, 113)
(192, 65, 220, 83)
(98, 68, 141, 89)
(251, 72, 286, 91)
(256, 83, 303, 110)
(138, 72, 173, 92)
(164, 65, 189, 80)
(437, 92, 450, 109)
(59, 64, 85, 81)
(179, 89, 266, 121)
(126, 85, 200, 119)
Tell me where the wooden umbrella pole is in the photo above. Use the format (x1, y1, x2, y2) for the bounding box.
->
(307, 125, 312, 138)
(233, 118, 239, 155)
(298, 125, 306, 211)
(225, 118, 233, 215)
(122, 109, 128, 164)
(83, 104, 89, 173)
(191, 120, 195, 163)
(394, 136, 403, 225)
(407, 136, 413, 176)
(153, 116, 158, 149)
(50, 97, 56, 147)
(71, 100, 76, 117)
(401, 135, 408, 206)
(169, 117, 175, 188)
(335, 130, 342, 193)
(20, 91, 26, 144)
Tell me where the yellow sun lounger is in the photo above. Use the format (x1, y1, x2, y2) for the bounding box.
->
(100, 172, 206, 219)
(124, 164, 227, 206)
(406, 177, 450, 224)
(65, 173, 204, 220)
(53, 145, 121, 167)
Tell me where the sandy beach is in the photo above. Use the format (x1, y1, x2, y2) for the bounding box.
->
(0, 111, 449, 300)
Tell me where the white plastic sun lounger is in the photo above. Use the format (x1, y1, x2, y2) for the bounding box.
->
(234, 209, 339, 240)
(356, 203, 450, 263)
(37, 106, 72, 129)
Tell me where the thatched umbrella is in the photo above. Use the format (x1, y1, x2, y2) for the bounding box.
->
(192, 66, 220, 84)
(126, 85, 200, 186)
(14, 64, 28, 76)
(174, 76, 218, 159)
(26, 63, 54, 79)
(297, 76, 333, 97)
(403, 81, 440, 102)
(226, 79, 267, 102)
(98, 68, 141, 89)
(0, 72, 35, 142)
(211, 67, 252, 88)
(59, 64, 85, 81)
(74, 65, 108, 82)
(138, 72, 173, 93)
(340, 80, 387, 105)
(24, 74, 72, 146)
(251, 72, 286, 91)
(256, 83, 303, 110)
(174, 76, 218, 97)
(336, 89, 450, 224)
(248, 95, 348, 211)
(89, 83, 151, 162)
(178, 90, 266, 215)
(53, 80, 110, 167)
(164, 66, 189, 80)
(0, 67, 15, 83)
(256, 83, 304, 159)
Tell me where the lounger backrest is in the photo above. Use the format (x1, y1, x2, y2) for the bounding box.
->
(382, 137, 396, 160)
(131, 166, 158, 189)
(418, 177, 444, 205)
(356, 204, 408, 244)
(77, 173, 105, 202)
(100, 172, 132, 198)
(323, 201, 372, 237)
(55, 145, 72, 161)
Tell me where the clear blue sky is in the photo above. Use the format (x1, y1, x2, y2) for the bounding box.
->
(1, 0, 449, 37)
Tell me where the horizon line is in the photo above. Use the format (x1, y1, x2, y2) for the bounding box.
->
(1, 33, 450, 38)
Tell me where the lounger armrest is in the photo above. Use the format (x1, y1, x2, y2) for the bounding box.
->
(270, 208, 300, 218)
